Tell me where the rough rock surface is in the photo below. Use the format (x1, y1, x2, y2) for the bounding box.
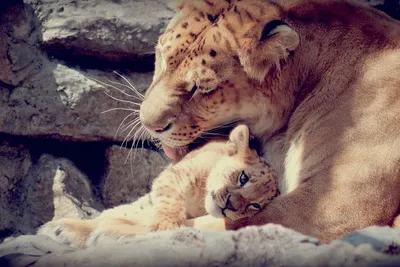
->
(0, 143, 103, 239)
(0, 0, 168, 141)
(2, 60, 149, 141)
(23, 154, 103, 228)
(0, 225, 399, 267)
(28, 0, 174, 65)
(102, 146, 168, 208)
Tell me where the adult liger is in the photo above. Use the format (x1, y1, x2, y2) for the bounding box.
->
(139, 0, 400, 241)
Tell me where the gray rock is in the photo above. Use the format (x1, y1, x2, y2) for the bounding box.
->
(102, 146, 169, 208)
(0, 1, 153, 142)
(1, 225, 399, 267)
(0, 145, 103, 239)
(0, 3, 38, 86)
(26, 0, 174, 62)
(23, 154, 103, 230)
(0, 58, 150, 141)
(343, 226, 400, 252)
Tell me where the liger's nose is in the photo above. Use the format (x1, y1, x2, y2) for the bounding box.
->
(143, 122, 173, 134)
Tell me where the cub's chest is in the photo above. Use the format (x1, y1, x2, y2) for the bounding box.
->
(185, 184, 207, 219)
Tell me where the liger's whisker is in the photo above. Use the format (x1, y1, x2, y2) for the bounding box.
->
(103, 91, 141, 106)
(127, 126, 145, 164)
(103, 77, 144, 101)
(115, 112, 138, 139)
(138, 128, 147, 156)
(113, 71, 144, 99)
(121, 121, 141, 149)
(101, 108, 139, 114)
(135, 127, 146, 150)
(120, 118, 141, 134)
(89, 76, 143, 101)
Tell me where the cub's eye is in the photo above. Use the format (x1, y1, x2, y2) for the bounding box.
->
(238, 171, 249, 186)
(250, 203, 261, 210)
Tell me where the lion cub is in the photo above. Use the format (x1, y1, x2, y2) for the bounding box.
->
(38, 125, 279, 248)
(150, 124, 279, 230)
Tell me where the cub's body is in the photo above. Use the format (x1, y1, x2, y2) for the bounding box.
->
(38, 126, 279, 247)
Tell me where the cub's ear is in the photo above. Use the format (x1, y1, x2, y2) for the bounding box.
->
(228, 125, 251, 156)
(238, 20, 299, 83)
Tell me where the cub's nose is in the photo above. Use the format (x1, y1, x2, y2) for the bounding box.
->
(143, 122, 173, 134)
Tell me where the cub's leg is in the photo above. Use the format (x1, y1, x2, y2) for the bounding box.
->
(37, 218, 98, 248)
(85, 217, 152, 247)
(38, 194, 155, 248)
(150, 167, 194, 231)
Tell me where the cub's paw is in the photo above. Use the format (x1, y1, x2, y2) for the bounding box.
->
(37, 218, 95, 248)
(149, 218, 184, 232)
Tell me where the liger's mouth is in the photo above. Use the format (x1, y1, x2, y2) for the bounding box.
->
(159, 123, 237, 161)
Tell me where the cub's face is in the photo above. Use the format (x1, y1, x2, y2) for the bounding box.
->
(204, 125, 279, 220)
(139, 0, 299, 160)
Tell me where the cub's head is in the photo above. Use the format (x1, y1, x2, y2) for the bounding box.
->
(204, 124, 279, 220)
(139, 0, 299, 160)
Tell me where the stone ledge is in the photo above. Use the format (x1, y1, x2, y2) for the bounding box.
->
(1, 225, 399, 267)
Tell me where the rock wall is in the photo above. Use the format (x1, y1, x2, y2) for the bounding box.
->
(0, 0, 398, 242)
(0, 0, 172, 241)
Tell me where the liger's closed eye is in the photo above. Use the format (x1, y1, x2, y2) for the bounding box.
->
(190, 83, 198, 95)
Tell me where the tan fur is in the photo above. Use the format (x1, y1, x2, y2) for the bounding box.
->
(137, 0, 400, 242)
(38, 125, 279, 248)
(393, 215, 400, 228)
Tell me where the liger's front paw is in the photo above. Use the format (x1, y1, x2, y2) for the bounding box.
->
(37, 218, 95, 248)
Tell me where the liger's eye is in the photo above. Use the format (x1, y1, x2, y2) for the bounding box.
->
(239, 171, 249, 186)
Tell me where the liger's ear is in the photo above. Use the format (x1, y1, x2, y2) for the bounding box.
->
(238, 20, 300, 83)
